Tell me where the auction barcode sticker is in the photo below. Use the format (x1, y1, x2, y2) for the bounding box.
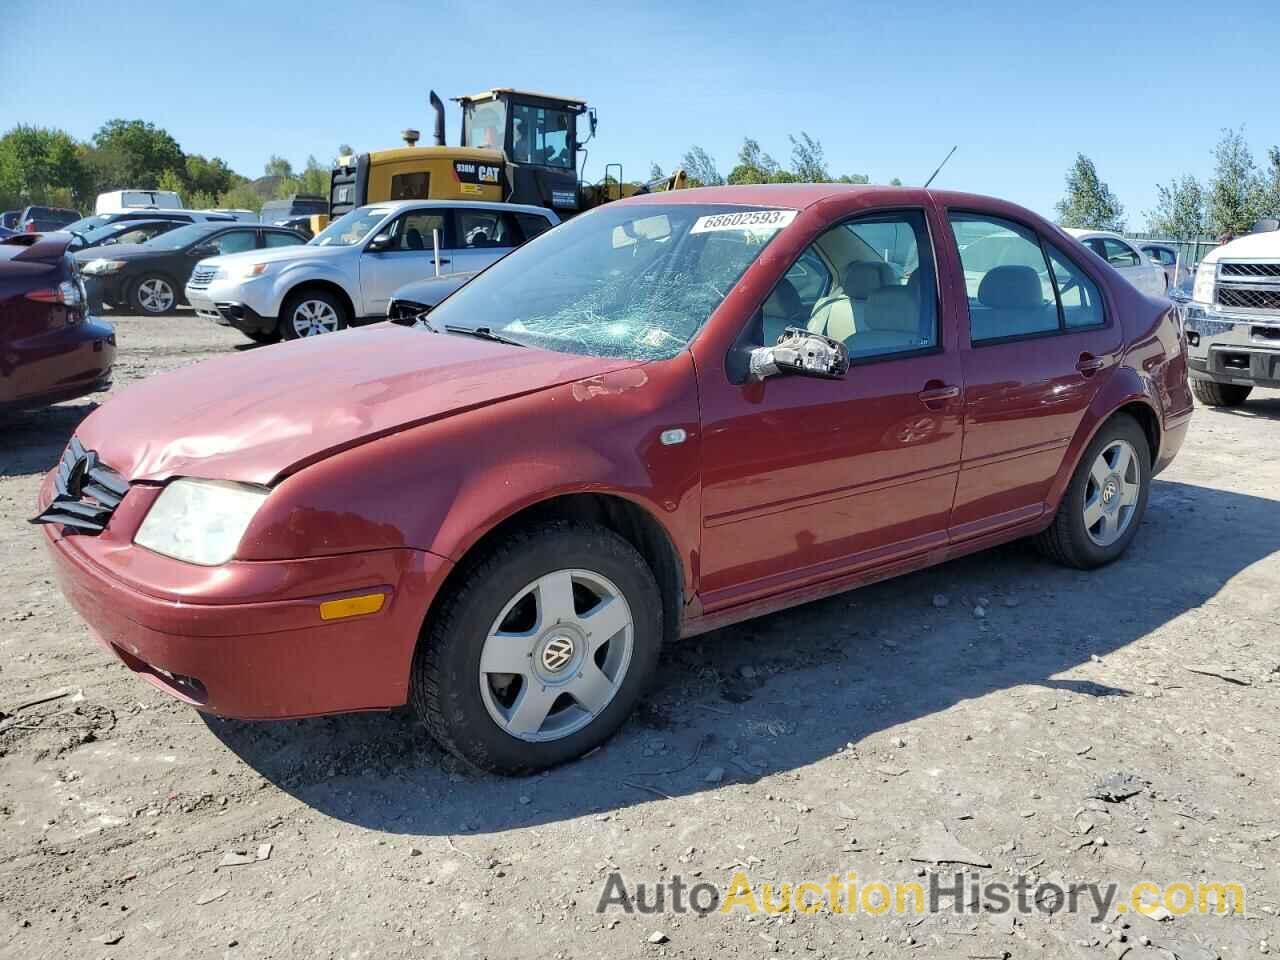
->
(690, 210, 798, 234)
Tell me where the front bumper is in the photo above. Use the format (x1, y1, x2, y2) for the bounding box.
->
(38, 472, 452, 719)
(187, 279, 278, 335)
(1177, 299, 1280, 387)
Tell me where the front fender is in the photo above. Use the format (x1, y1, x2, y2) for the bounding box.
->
(239, 356, 703, 600)
(269, 260, 359, 316)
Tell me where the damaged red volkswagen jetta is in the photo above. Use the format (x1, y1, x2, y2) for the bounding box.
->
(35, 185, 1192, 774)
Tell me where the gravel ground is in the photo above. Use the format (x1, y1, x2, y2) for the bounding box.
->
(1, 311, 1278, 960)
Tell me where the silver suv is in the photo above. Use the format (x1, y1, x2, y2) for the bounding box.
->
(185, 199, 557, 343)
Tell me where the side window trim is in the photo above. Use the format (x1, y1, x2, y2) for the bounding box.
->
(946, 208, 1111, 347)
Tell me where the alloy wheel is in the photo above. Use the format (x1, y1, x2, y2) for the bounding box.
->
(478, 569, 634, 743)
(1083, 438, 1141, 547)
(137, 278, 174, 313)
(291, 299, 340, 337)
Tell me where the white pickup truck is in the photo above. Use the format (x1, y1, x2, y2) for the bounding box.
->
(1177, 223, 1280, 406)
(185, 199, 557, 343)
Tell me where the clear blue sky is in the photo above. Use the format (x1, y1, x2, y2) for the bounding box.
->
(4, 0, 1277, 225)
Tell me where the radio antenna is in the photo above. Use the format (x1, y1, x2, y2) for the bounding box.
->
(923, 145, 958, 189)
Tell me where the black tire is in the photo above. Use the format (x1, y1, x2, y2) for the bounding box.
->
(280, 289, 348, 340)
(1034, 413, 1151, 570)
(129, 275, 178, 315)
(244, 329, 280, 345)
(410, 520, 663, 775)
(1191, 379, 1251, 408)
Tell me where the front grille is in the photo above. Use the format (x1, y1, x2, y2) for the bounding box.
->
(188, 266, 219, 290)
(1220, 262, 1280, 278)
(1218, 287, 1280, 311)
(1217, 261, 1280, 313)
(29, 437, 129, 534)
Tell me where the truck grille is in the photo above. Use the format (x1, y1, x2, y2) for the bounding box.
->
(188, 266, 219, 290)
(29, 437, 129, 534)
(1217, 261, 1280, 314)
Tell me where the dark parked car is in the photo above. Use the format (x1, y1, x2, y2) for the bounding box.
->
(259, 194, 328, 226)
(76, 222, 306, 315)
(35, 184, 1192, 774)
(63, 218, 183, 253)
(62, 210, 237, 237)
(16, 205, 82, 233)
(1, 234, 114, 412)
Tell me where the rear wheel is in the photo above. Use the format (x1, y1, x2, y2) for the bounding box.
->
(1035, 414, 1151, 569)
(281, 290, 347, 340)
(130, 276, 177, 315)
(410, 520, 662, 775)
(1192, 379, 1251, 407)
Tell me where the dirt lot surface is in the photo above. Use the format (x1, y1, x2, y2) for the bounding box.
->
(1, 312, 1278, 960)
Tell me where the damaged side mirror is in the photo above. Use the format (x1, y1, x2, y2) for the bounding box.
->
(749, 327, 850, 382)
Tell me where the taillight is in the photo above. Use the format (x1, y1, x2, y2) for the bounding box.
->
(26, 280, 84, 310)
(24, 222, 37, 233)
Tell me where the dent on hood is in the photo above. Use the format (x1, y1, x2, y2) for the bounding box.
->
(571, 367, 649, 401)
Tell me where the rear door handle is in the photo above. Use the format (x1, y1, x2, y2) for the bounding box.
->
(1076, 354, 1105, 376)
(917, 384, 960, 409)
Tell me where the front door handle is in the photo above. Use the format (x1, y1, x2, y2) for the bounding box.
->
(917, 383, 960, 409)
(1076, 354, 1105, 376)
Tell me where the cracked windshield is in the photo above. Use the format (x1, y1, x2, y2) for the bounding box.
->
(425, 204, 797, 359)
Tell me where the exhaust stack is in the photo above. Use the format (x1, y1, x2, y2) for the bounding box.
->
(429, 90, 446, 146)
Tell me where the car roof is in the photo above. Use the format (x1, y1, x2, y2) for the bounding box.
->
(362, 198, 556, 217)
(1063, 228, 1125, 240)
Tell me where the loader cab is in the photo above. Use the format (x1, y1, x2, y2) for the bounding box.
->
(456, 89, 590, 214)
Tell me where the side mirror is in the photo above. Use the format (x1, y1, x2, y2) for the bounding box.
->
(749, 327, 849, 382)
(367, 233, 394, 253)
(190, 242, 218, 257)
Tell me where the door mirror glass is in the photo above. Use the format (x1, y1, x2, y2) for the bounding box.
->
(749, 327, 849, 382)
(190, 242, 218, 257)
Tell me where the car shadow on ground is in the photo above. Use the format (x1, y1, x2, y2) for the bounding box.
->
(1200, 396, 1280, 420)
(207, 478, 1277, 836)
(0, 402, 96, 477)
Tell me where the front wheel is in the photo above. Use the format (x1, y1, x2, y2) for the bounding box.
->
(280, 290, 348, 340)
(1192, 379, 1251, 407)
(1035, 413, 1151, 569)
(410, 521, 663, 774)
(130, 276, 177, 315)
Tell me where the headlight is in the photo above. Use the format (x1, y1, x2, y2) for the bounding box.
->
(82, 259, 126, 276)
(1192, 262, 1216, 304)
(240, 262, 270, 278)
(134, 479, 269, 566)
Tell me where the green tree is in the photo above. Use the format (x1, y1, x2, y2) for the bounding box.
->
(218, 182, 264, 214)
(337, 143, 354, 158)
(836, 173, 870, 184)
(295, 155, 330, 197)
(1145, 174, 1209, 240)
(184, 153, 240, 199)
(726, 138, 781, 184)
(1253, 146, 1280, 221)
(789, 132, 829, 182)
(0, 125, 91, 209)
(889, 177, 903, 187)
(1054, 154, 1125, 231)
(264, 155, 294, 179)
(1207, 127, 1262, 238)
(680, 146, 723, 187)
(88, 119, 185, 190)
(649, 162, 664, 180)
(156, 168, 187, 200)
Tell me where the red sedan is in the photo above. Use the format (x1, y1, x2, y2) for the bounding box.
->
(2, 233, 115, 411)
(34, 185, 1192, 773)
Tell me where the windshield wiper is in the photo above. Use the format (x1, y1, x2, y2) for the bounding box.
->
(443, 325, 526, 347)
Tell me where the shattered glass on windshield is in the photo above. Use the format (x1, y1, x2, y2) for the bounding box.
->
(423, 204, 796, 361)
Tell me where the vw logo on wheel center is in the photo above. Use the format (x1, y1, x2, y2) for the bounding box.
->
(540, 635, 575, 672)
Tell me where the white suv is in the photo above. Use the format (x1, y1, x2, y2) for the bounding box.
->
(185, 199, 558, 342)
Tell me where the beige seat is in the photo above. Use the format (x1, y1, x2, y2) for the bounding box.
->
(807, 261, 894, 342)
(846, 285, 923, 357)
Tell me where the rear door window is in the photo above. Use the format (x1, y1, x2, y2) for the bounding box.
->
(211, 230, 257, 255)
(264, 231, 304, 248)
(950, 214, 1058, 342)
(455, 209, 520, 249)
(1100, 238, 1140, 268)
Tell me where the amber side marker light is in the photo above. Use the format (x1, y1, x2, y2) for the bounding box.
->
(319, 593, 386, 621)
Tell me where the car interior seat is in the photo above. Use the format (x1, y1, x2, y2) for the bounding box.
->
(973, 265, 1051, 340)
(807, 260, 895, 342)
(405, 228, 425, 250)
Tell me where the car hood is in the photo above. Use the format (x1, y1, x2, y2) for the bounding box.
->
(392, 271, 479, 304)
(74, 323, 638, 486)
(1202, 231, 1280, 263)
(199, 243, 346, 270)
